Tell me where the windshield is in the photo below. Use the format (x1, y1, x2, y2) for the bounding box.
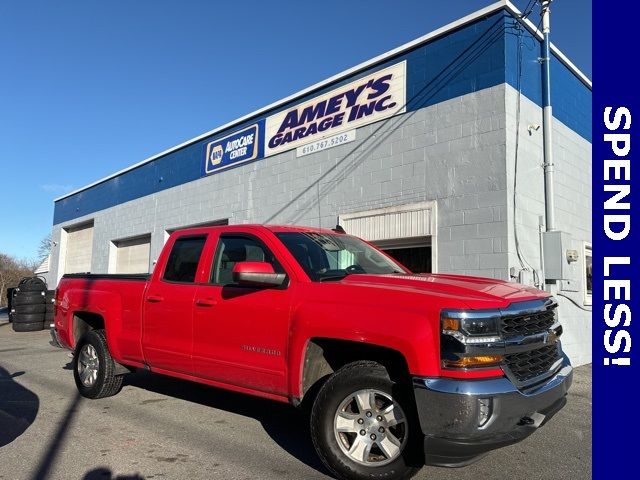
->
(275, 232, 408, 281)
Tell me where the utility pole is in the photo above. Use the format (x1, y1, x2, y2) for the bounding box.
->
(540, 0, 555, 231)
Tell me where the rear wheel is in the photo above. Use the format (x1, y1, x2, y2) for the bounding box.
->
(310, 361, 422, 480)
(73, 330, 123, 399)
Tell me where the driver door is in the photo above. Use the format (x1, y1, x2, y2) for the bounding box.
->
(192, 233, 292, 395)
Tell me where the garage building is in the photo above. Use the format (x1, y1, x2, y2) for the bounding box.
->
(45, 1, 592, 366)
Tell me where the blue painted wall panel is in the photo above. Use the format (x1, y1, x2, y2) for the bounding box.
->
(53, 9, 591, 226)
(503, 18, 592, 142)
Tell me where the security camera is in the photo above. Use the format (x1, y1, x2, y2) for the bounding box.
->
(527, 124, 541, 135)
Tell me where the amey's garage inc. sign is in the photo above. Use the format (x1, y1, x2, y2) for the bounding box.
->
(203, 61, 406, 175)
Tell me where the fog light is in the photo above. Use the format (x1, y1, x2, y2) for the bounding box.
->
(443, 355, 503, 368)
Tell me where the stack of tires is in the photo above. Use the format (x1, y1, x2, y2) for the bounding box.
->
(12, 277, 48, 332)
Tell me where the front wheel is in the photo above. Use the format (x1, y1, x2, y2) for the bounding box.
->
(310, 361, 422, 480)
(73, 329, 123, 399)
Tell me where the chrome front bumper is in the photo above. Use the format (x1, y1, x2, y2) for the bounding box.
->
(413, 354, 573, 467)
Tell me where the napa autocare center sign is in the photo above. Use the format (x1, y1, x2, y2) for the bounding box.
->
(265, 61, 406, 156)
(594, 1, 638, 477)
(203, 123, 262, 174)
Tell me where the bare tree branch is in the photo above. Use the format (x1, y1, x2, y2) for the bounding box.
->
(38, 233, 53, 262)
(1, 253, 38, 308)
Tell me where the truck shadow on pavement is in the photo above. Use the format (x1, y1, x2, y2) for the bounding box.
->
(0, 366, 39, 448)
(123, 370, 330, 476)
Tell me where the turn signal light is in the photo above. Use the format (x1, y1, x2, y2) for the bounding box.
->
(443, 355, 503, 368)
(442, 317, 460, 331)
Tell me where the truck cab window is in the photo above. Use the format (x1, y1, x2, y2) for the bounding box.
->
(163, 236, 206, 283)
(211, 236, 282, 285)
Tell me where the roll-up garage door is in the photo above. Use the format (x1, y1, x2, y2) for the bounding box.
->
(114, 235, 151, 274)
(339, 201, 436, 273)
(64, 222, 94, 274)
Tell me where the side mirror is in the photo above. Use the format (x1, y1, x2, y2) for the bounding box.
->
(231, 262, 286, 287)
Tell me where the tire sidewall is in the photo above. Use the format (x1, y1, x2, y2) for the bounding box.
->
(14, 304, 46, 314)
(17, 279, 47, 292)
(311, 363, 421, 480)
(13, 313, 45, 323)
(12, 321, 44, 332)
(73, 331, 109, 398)
(13, 292, 45, 306)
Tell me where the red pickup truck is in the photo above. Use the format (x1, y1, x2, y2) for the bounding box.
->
(52, 224, 572, 480)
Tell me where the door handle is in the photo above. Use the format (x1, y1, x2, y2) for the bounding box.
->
(195, 298, 217, 307)
(146, 295, 164, 303)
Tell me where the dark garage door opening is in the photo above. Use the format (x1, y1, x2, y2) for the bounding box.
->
(373, 237, 432, 274)
(384, 246, 432, 273)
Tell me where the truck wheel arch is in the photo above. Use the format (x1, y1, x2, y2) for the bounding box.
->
(298, 338, 411, 406)
(72, 311, 105, 348)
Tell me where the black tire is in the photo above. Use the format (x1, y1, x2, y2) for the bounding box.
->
(45, 304, 54, 314)
(45, 290, 55, 299)
(310, 361, 422, 480)
(17, 277, 47, 293)
(13, 292, 45, 306)
(12, 321, 44, 332)
(73, 330, 123, 399)
(14, 304, 46, 314)
(12, 313, 45, 323)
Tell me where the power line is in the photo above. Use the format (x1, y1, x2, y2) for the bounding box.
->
(557, 293, 592, 312)
(520, 0, 537, 20)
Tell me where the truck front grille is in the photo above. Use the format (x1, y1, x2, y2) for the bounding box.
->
(504, 344, 561, 383)
(501, 308, 556, 338)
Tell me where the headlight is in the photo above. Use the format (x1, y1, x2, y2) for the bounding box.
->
(441, 310, 502, 344)
(440, 309, 504, 369)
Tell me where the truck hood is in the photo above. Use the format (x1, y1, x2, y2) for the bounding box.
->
(340, 273, 548, 309)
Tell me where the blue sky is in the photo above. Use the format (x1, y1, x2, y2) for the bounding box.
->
(0, 0, 591, 260)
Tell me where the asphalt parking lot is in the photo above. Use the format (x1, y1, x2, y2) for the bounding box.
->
(0, 312, 591, 480)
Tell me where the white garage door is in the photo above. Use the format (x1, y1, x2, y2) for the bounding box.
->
(64, 223, 94, 274)
(114, 235, 151, 274)
(339, 201, 437, 273)
(339, 202, 435, 241)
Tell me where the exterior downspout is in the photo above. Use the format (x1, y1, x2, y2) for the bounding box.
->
(540, 0, 555, 232)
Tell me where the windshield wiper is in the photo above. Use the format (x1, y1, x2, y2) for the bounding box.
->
(318, 273, 349, 282)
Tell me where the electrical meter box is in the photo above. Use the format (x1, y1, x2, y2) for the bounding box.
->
(543, 230, 577, 280)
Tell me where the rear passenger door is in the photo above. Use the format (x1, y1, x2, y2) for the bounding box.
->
(192, 233, 292, 395)
(142, 235, 207, 375)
